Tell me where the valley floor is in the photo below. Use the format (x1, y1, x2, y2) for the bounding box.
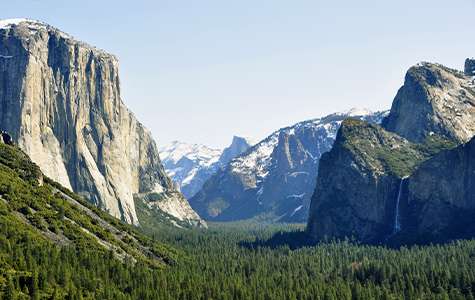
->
(3, 219, 475, 299)
(143, 222, 474, 300)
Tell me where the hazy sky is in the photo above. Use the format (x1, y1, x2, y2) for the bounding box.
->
(2, 0, 475, 148)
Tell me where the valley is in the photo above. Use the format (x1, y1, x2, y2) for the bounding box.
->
(0, 15, 475, 300)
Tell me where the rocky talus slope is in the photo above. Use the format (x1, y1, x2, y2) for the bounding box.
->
(0, 19, 204, 226)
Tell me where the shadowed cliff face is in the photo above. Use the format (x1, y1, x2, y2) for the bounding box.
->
(307, 61, 474, 244)
(0, 19, 204, 226)
(403, 136, 475, 243)
(306, 119, 434, 243)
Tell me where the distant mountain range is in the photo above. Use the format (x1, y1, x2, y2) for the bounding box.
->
(160, 136, 255, 198)
(189, 108, 388, 223)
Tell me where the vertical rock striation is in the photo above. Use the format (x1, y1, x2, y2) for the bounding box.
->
(0, 19, 204, 226)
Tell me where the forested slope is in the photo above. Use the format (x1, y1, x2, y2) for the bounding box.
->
(0, 141, 177, 299)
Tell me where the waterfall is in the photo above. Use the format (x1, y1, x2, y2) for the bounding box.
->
(393, 177, 408, 234)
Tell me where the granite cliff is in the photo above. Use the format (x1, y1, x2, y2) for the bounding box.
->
(307, 60, 475, 244)
(382, 62, 475, 143)
(0, 19, 204, 226)
(306, 119, 454, 243)
(402, 135, 475, 243)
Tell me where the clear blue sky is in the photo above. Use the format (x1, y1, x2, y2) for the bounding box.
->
(2, 0, 475, 148)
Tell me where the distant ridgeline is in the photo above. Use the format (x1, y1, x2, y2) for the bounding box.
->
(307, 59, 475, 245)
(160, 136, 255, 199)
(190, 109, 388, 223)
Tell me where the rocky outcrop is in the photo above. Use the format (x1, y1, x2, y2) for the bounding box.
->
(0, 19, 204, 226)
(465, 58, 475, 76)
(218, 136, 255, 166)
(402, 136, 475, 243)
(191, 109, 387, 222)
(306, 119, 435, 243)
(307, 60, 475, 244)
(382, 63, 475, 144)
(0, 131, 12, 145)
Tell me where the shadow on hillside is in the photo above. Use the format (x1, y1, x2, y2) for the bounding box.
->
(238, 230, 446, 250)
(239, 230, 318, 250)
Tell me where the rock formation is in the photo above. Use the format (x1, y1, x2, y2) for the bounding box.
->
(403, 135, 475, 243)
(465, 58, 475, 76)
(382, 63, 475, 144)
(0, 19, 204, 226)
(306, 119, 443, 243)
(307, 60, 475, 244)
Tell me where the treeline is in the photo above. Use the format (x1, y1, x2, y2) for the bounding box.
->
(2, 139, 475, 299)
(3, 213, 475, 299)
(144, 223, 475, 300)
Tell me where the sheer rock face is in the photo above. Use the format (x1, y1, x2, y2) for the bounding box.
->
(382, 63, 475, 144)
(306, 119, 429, 243)
(0, 19, 203, 226)
(404, 136, 475, 242)
(307, 60, 475, 244)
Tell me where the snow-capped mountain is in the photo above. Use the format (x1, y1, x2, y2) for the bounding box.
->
(160, 136, 255, 198)
(190, 109, 388, 223)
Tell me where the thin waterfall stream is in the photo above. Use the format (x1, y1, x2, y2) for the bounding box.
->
(393, 176, 408, 234)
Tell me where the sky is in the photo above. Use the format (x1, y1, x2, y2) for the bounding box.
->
(2, 0, 475, 148)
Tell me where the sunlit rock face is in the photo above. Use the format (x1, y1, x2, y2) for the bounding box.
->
(382, 62, 475, 144)
(0, 19, 204, 226)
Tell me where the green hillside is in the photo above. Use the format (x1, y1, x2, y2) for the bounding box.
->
(0, 142, 177, 299)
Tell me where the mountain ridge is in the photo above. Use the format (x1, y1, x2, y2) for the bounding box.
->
(160, 136, 254, 199)
(191, 109, 388, 223)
